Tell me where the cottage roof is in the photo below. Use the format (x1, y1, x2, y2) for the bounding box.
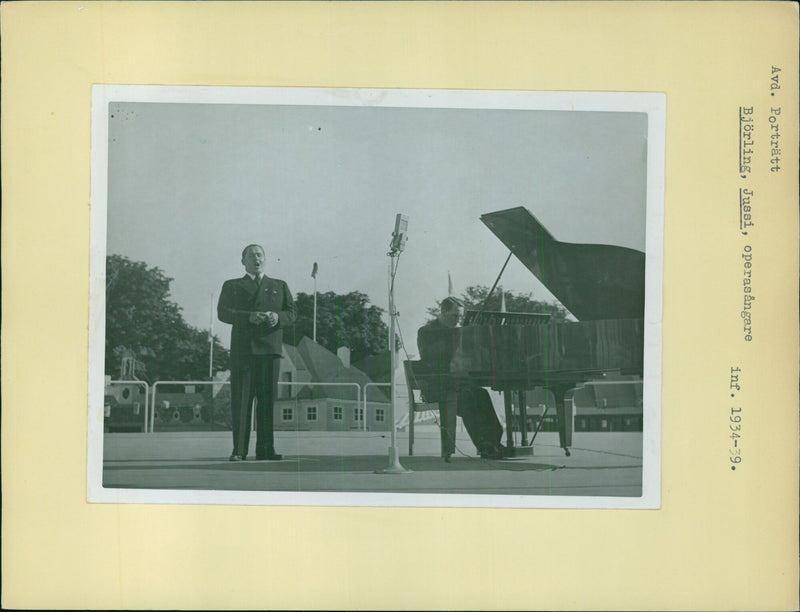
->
(293, 337, 388, 402)
(282, 343, 308, 372)
(351, 351, 392, 382)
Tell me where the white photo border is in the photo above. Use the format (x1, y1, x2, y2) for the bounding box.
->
(88, 85, 665, 509)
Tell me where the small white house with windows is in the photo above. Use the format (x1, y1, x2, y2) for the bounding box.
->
(272, 337, 391, 432)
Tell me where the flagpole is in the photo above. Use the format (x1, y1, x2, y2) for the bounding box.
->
(313, 278, 317, 343)
(208, 292, 214, 379)
(311, 262, 318, 343)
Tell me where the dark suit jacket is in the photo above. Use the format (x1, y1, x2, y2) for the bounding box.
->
(218, 275, 297, 357)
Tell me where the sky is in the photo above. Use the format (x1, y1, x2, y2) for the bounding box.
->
(105, 94, 648, 357)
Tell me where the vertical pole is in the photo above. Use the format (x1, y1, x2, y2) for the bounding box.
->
(313, 276, 317, 343)
(361, 386, 366, 432)
(151, 381, 158, 433)
(389, 255, 397, 449)
(519, 390, 529, 446)
(377, 253, 410, 473)
(143, 384, 149, 433)
(209, 293, 214, 379)
(555, 384, 573, 456)
(504, 390, 514, 452)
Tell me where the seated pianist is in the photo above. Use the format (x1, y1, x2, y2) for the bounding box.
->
(416, 297, 507, 461)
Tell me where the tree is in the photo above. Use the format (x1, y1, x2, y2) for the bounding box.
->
(287, 291, 390, 364)
(105, 255, 229, 381)
(426, 285, 571, 322)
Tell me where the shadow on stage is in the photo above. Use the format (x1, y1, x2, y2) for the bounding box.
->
(103, 454, 642, 474)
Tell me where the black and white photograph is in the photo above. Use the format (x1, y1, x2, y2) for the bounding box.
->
(7, 1, 800, 607)
(88, 86, 664, 508)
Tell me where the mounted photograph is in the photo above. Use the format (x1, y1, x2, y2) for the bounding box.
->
(88, 86, 664, 508)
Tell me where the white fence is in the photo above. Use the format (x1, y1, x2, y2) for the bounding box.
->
(106, 379, 387, 433)
(363, 382, 392, 432)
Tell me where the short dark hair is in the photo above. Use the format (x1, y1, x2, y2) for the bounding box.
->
(440, 297, 464, 312)
(241, 244, 265, 259)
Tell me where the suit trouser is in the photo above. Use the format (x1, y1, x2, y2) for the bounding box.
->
(230, 355, 280, 457)
(440, 386, 504, 455)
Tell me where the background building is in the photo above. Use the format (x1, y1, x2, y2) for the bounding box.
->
(105, 337, 395, 432)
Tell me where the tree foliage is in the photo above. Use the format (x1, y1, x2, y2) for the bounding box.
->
(426, 285, 571, 322)
(105, 255, 229, 381)
(287, 291, 389, 364)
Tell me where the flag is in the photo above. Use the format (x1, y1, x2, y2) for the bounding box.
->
(311, 262, 318, 278)
(447, 271, 453, 296)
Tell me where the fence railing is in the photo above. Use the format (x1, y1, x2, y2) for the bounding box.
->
(144, 380, 365, 434)
(105, 379, 398, 433)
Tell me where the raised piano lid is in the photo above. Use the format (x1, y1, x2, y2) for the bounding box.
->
(480, 206, 645, 321)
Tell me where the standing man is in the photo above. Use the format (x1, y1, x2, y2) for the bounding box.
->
(417, 297, 506, 461)
(218, 244, 296, 461)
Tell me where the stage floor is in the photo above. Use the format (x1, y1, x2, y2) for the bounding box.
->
(101, 428, 644, 499)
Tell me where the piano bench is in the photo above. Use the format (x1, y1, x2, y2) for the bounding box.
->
(403, 360, 457, 457)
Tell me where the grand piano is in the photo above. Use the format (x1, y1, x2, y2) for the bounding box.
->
(442, 206, 645, 457)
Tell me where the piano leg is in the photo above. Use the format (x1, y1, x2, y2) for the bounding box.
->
(503, 390, 514, 453)
(554, 385, 573, 456)
(502, 390, 533, 458)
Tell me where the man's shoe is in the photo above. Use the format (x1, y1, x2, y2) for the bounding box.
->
(443, 453, 452, 463)
(229, 454, 242, 462)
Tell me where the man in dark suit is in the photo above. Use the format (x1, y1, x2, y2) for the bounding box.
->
(218, 244, 296, 461)
(417, 297, 505, 462)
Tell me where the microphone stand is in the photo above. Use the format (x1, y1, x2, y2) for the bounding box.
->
(377, 226, 411, 474)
